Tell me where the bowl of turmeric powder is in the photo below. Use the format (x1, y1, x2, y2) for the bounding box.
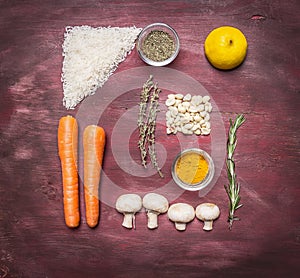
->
(171, 148, 215, 191)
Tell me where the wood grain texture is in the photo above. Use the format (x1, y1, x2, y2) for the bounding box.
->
(0, 0, 299, 277)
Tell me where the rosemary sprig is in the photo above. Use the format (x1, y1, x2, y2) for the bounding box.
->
(137, 75, 163, 177)
(224, 114, 246, 230)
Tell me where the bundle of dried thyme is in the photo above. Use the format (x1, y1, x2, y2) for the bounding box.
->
(138, 75, 163, 177)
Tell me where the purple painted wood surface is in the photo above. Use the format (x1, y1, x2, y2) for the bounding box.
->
(0, 0, 299, 277)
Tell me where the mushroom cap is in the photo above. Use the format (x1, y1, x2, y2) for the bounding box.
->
(195, 203, 220, 221)
(167, 203, 195, 223)
(142, 193, 169, 213)
(116, 194, 142, 213)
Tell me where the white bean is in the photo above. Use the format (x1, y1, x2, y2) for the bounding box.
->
(197, 104, 205, 112)
(205, 122, 211, 129)
(201, 127, 211, 135)
(175, 99, 182, 106)
(175, 93, 184, 99)
(189, 106, 198, 113)
(184, 123, 193, 130)
(174, 114, 181, 123)
(191, 95, 202, 106)
(208, 104, 212, 113)
(181, 117, 190, 124)
(165, 98, 176, 106)
(182, 101, 190, 108)
(200, 111, 207, 118)
(183, 94, 191, 101)
(166, 127, 173, 134)
(202, 95, 210, 103)
(178, 104, 186, 113)
(194, 114, 201, 122)
(181, 127, 188, 134)
(204, 102, 212, 112)
(192, 123, 200, 131)
(169, 106, 178, 117)
(194, 129, 201, 135)
(205, 113, 210, 122)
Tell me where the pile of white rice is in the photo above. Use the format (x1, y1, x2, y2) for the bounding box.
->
(61, 25, 142, 109)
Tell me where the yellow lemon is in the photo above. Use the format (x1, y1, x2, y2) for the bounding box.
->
(204, 26, 247, 70)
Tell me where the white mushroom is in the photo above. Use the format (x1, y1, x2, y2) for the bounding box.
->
(167, 203, 195, 231)
(142, 193, 169, 229)
(116, 194, 142, 229)
(195, 203, 220, 231)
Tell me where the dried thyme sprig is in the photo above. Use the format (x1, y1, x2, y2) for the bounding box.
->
(140, 86, 158, 167)
(138, 76, 154, 167)
(137, 75, 153, 129)
(224, 114, 246, 230)
(137, 75, 163, 177)
(147, 84, 163, 177)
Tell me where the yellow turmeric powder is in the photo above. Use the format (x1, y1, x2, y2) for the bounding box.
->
(175, 152, 209, 184)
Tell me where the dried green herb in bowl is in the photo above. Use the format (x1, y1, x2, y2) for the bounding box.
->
(137, 23, 180, 66)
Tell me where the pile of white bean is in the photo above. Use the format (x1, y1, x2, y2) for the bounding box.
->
(165, 93, 212, 135)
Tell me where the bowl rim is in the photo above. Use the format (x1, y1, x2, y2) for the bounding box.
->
(171, 148, 215, 191)
(137, 22, 180, 66)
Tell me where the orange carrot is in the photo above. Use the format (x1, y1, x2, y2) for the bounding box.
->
(83, 125, 106, 228)
(58, 115, 80, 228)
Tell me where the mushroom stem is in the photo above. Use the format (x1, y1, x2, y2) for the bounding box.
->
(147, 211, 159, 229)
(203, 220, 213, 231)
(122, 213, 135, 229)
(175, 222, 186, 231)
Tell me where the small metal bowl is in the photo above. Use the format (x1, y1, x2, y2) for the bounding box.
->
(171, 148, 215, 191)
(137, 22, 180, 66)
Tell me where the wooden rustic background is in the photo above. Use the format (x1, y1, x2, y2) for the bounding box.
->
(0, 0, 299, 277)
